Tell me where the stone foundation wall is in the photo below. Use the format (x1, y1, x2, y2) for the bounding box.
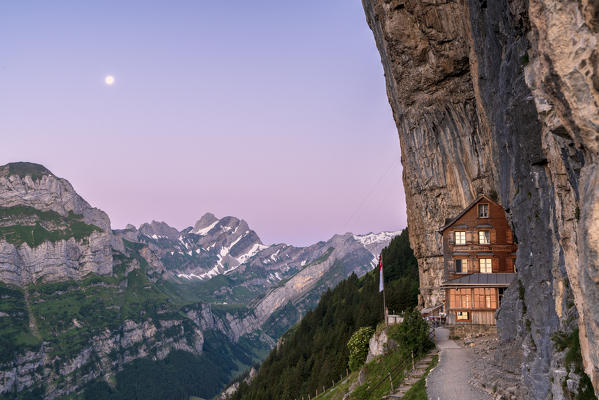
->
(448, 324, 497, 338)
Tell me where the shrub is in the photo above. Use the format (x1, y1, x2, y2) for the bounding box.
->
(347, 326, 374, 371)
(551, 329, 597, 400)
(388, 308, 433, 357)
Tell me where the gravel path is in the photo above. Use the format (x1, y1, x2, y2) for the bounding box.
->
(426, 328, 492, 400)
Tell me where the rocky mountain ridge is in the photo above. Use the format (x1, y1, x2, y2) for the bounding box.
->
(121, 215, 393, 283)
(0, 162, 398, 399)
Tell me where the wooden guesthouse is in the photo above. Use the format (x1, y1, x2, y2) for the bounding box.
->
(440, 195, 517, 325)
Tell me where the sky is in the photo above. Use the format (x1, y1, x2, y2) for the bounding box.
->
(0, 0, 407, 246)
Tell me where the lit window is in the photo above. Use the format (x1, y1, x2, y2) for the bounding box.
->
(473, 288, 497, 308)
(480, 258, 492, 273)
(449, 289, 472, 308)
(478, 204, 489, 218)
(455, 231, 466, 245)
(457, 311, 469, 320)
(456, 259, 468, 273)
(479, 230, 490, 244)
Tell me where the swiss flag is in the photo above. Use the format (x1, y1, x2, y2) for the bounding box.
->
(379, 255, 384, 292)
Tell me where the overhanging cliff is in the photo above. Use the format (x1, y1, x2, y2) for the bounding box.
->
(362, 0, 599, 398)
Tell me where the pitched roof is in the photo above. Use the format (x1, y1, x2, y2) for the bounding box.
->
(439, 194, 502, 233)
(442, 273, 516, 287)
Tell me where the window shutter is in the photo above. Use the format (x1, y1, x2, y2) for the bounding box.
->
(490, 229, 497, 243)
(506, 229, 513, 243)
(492, 257, 499, 272)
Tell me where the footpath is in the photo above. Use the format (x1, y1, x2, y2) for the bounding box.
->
(426, 327, 492, 400)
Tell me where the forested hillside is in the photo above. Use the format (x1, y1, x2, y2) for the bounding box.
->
(231, 229, 418, 400)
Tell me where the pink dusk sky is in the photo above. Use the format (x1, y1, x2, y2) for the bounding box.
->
(0, 1, 407, 246)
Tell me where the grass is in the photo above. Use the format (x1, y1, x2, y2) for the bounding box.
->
(27, 257, 175, 358)
(315, 372, 359, 400)
(0, 283, 42, 362)
(0, 206, 102, 247)
(156, 274, 261, 306)
(399, 355, 438, 400)
(314, 348, 427, 400)
(349, 350, 411, 400)
(314, 343, 437, 400)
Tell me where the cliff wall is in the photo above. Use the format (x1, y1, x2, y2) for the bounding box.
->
(0, 163, 112, 285)
(362, 0, 599, 398)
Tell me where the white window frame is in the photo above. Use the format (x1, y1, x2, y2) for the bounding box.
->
(478, 230, 490, 244)
(455, 231, 466, 245)
(478, 204, 489, 218)
(480, 258, 492, 273)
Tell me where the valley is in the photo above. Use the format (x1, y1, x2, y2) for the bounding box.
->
(0, 162, 396, 399)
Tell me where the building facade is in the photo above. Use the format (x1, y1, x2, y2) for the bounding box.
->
(440, 195, 517, 325)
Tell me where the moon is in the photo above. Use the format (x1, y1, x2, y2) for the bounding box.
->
(104, 75, 115, 86)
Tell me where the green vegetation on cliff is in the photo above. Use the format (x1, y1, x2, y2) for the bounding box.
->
(0, 240, 268, 400)
(0, 283, 42, 363)
(0, 206, 101, 247)
(28, 270, 172, 359)
(83, 332, 269, 400)
(231, 229, 418, 400)
(552, 329, 598, 400)
(312, 309, 434, 400)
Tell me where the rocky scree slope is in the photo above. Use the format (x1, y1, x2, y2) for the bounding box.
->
(0, 162, 397, 399)
(362, 0, 599, 398)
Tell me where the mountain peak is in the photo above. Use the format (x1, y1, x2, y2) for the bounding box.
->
(0, 162, 54, 180)
(193, 212, 220, 235)
(139, 220, 180, 240)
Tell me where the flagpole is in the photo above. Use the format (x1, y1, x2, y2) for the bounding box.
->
(379, 255, 387, 326)
(383, 286, 387, 327)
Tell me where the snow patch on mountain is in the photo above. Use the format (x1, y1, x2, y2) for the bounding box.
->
(353, 231, 401, 257)
(236, 243, 269, 265)
(193, 220, 219, 235)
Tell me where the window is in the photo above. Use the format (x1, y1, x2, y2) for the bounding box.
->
(449, 289, 472, 309)
(473, 288, 497, 309)
(455, 231, 466, 245)
(478, 204, 489, 218)
(457, 311, 469, 320)
(479, 258, 492, 273)
(479, 230, 490, 244)
(455, 259, 468, 273)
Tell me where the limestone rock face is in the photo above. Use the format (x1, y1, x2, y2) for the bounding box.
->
(362, 0, 599, 397)
(0, 163, 112, 286)
(366, 329, 397, 363)
(0, 235, 112, 286)
(0, 163, 111, 231)
(0, 318, 204, 399)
